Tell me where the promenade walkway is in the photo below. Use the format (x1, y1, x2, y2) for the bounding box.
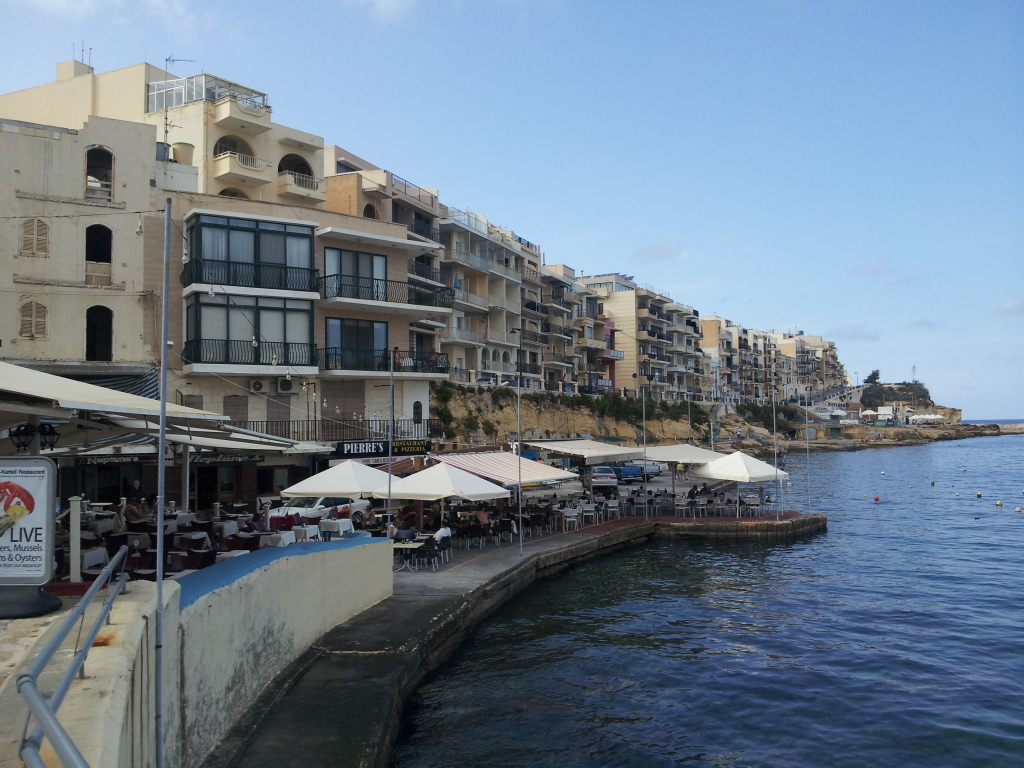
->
(212, 512, 824, 768)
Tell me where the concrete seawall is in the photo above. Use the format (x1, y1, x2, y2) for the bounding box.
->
(222, 514, 827, 768)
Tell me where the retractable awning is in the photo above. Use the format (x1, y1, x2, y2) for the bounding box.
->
(434, 451, 577, 487)
(644, 444, 725, 465)
(522, 439, 644, 465)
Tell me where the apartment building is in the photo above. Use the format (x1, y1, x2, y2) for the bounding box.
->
(580, 274, 704, 402)
(0, 61, 453, 508)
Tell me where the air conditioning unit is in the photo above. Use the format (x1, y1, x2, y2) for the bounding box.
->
(276, 377, 296, 395)
(249, 379, 268, 394)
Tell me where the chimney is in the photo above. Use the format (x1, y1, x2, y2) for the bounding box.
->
(56, 60, 94, 81)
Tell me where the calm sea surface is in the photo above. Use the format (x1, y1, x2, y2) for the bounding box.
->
(392, 435, 1024, 768)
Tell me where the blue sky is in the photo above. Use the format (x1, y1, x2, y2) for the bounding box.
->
(2, 0, 1022, 417)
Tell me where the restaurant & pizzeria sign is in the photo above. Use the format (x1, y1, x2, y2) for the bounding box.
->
(334, 439, 430, 459)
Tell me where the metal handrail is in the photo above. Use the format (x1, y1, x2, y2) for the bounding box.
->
(213, 151, 268, 171)
(17, 546, 130, 768)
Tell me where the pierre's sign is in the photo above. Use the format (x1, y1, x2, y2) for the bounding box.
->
(0, 458, 56, 586)
(334, 439, 430, 459)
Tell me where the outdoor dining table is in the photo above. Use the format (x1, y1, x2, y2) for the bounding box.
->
(176, 512, 197, 527)
(175, 531, 210, 551)
(318, 519, 354, 540)
(81, 546, 108, 570)
(91, 518, 115, 536)
(293, 524, 320, 542)
(212, 520, 238, 538)
(260, 530, 296, 548)
(392, 541, 423, 573)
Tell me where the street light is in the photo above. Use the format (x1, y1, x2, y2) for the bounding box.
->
(632, 372, 649, 513)
(508, 329, 524, 555)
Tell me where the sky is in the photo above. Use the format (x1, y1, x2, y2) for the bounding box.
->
(1, 0, 1022, 418)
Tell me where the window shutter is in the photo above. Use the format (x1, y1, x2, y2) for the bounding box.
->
(20, 303, 34, 337)
(33, 303, 46, 338)
(35, 220, 48, 256)
(21, 220, 35, 255)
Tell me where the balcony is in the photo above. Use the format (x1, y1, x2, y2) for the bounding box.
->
(490, 261, 522, 281)
(487, 328, 513, 345)
(319, 348, 450, 376)
(519, 329, 548, 345)
(542, 352, 576, 367)
(481, 359, 516, 374)
(452, 288, 488, 311)
(440, 327, 485, 345)
(85, 179, 113, 202)
(182, 339, 317, 369)
(443, 249, 492, 273)
(521, 266, 542, 283)
(234, 418, 442, 442)
(212, 152, 271, 185)
(408, 219, 442, 243)
(543, 322, 571, 338)
(517, 362, 542, 375)
(389, 172, 437, 209)
(514, 234, 541, 255)
(577, 337, 605, 350)
(409, 261, 443, 283)
(543, 294, 574, 311)
(319, 275, 453, 317)
(602, 348, 625, 360)
(181, 259, 319, 293)
(598, 378, 613, 387)
(214, 97, 271, 134)
(276, 171, 326, 202)
(488, 295, 519, 313)
(521, 300, 547, 317)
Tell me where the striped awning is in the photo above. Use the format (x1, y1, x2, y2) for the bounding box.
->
(523, 439, 644, 465)
(434, 451, 577, 487)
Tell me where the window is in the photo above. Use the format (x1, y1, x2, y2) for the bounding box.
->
(325, 317, 387, 350)
(185, 294, 314, 364)
(213, 135, 254, 159)
(19, 301, 46, 339)
(362, 204, 378, 219)
(278, 153, 314, 178)
(218, 188, 249, 199)
(21, 219, 49, 256)
(413, 401, 423, 423)
(85, 225, 112, 263)
(324, 247, 387, 300)
(186, 215, 314, 290)
(85, 305, 113, 361)
(85, 147, 113, 201)
(222, 395, 249, 423)
(181, 394, 204, 410)
(337, 162, 357, 173)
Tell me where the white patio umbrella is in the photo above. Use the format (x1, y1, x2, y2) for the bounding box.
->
(371, 462, 509, 508)
(281, 459, 390, 498)
(644, 444, 726, 494)
(688, 451, 790, 517)
(861, 409, 878, 417)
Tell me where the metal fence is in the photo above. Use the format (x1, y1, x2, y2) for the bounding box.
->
(181, 259, 320, 292)
(319, 275, 453, 308)
(318, 348, 450, 374)
(182, 339, 317, 367)
(237, 418, 443, 441)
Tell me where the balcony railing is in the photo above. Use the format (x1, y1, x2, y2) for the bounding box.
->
(410, 261, 442, 282)
(543, 323, 571, 337)
(603, 349, 625, 359)
(182, 259, 320, 292)
(409, 219, 442, 242)
(444, 248, 492, 273)
(319, 348, 450, 374)
(441, 327, 485, 343)
(85, 179, 113, 201)
(278, 170, 321, 190)
(543, 352, 576, 366)
(517, 362, 542, 375)
(482, 359, 516, 374)
(488, 295, 519, 312)
(319, 275, 453, 308)
(521, 299, 548, 316)
(452, 288, 488, 308)
(214, 151, 268, 171)
(521, 266, 541, 282)
(487, 328, 513, 345)
(183, 339, 316, 367)
(389, 172, 437, 207)
(519, 329, 548, 345)
(514, 234, 541, 254)
(236, 418, 442, 441)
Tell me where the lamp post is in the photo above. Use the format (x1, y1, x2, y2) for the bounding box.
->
(386, 346, 397, 525)
(632, 372, 648, 515)
(508, 329, 524, 555)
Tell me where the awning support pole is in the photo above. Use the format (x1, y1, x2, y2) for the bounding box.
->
(155, 197, 171, 768)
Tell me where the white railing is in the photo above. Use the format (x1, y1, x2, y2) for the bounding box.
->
(487, 328, 512, 345)
(453, 288, 488, 308)
(85, 179, 113, 201)
(279, 170, 320, 190)
(233, 98, 266, 116)
(442, 327, 485, 343)
(482, 359, 516, 373)
(445, 249, 492, 273)
(215, 151, 268, 171)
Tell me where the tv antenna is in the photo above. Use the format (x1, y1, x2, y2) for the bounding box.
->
(162, 55, 195, 157)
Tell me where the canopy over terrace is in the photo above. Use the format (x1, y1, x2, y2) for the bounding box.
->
(522, 439, 643, 465)
(643, 444, 726, 494)
(281, 460, 391, 498)
(688, 451, 790, 518)
(434, 452, 577, 487)
(372, 463, 509, 502)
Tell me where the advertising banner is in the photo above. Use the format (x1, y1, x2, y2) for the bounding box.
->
(0, 457, 56, 586)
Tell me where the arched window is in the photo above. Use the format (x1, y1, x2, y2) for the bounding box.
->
(85, 224, 113, 286)
(213, 135, 254, 159)
(412, 401, 423, 423)
(218, 187, 249, 199)
(19, 301, 46, 339)
(502, 351, 511, 363)
(21, 219, 49, 256)
(362, 204, 378, 219)
(85, 305, 113, 362)
(491, 349, 500, 361)
(278, 153, 314, 178)
(85, 147, 114, 201)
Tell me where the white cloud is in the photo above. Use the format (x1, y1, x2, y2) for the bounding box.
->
(849, 259, 891, 278)
(997, 299, 1024, 316)
(827, 322, 880, 342)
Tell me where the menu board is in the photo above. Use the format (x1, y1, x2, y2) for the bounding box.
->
(0, 457, 55, 586)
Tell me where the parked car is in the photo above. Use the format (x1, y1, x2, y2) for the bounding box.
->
(587, 466, 619, 495)
(269, 496, 371, 523)
(627, 461, 664, 479)
(609, 464, 643, 484)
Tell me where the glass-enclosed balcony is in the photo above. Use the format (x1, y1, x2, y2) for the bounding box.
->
(182, 339, 316, 367)
(182, 259, 319, 292)
(318, 275, 453, 309)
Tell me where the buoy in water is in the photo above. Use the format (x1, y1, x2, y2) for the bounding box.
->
(977, 492, 982, 498)
(1015, 507, 1022, 513)
(956, 493, 960, 497)
(873, 496, 879, 502)
(931, 481, 935, 486)
(996, 501, 1003, 507)
(881, 472, 886, 475)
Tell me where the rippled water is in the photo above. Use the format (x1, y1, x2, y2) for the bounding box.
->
(392, 436, 1024, 768)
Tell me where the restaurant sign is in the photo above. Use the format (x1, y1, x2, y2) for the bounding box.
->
(334, 439, 430, 459)
(75, 454, 158, 466)
(0, 457, 56, 586)
(178, 453, 266, 465)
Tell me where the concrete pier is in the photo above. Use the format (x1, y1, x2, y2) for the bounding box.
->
(212, 513, 826, 768)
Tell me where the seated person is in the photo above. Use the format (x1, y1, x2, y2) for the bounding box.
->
(433, 519, 452, 544)
(421, 513, 436, 532)
(700, 483, 710, 495)
(474, 508, 491, 525)
(387, 520, 398, 539)
(687, 485, 698, 500)
(123, 497, 148, 523)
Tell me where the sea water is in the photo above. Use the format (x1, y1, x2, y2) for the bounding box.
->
(392, 435, 1024, 767)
